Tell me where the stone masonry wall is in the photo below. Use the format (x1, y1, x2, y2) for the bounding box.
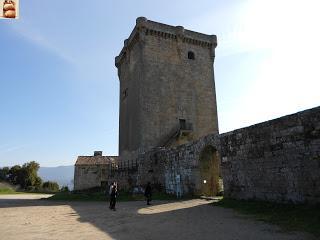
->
(112, 106, 320, 203)
(116, 18, 219, 156)
(220, 106, 320, 203)
(74, 165, 108, 191)
(113, 135, 220, 196)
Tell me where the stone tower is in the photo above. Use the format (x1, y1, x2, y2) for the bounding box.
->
(115, 17, 218, 158)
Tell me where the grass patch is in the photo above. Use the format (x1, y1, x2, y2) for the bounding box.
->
(45, 191, 195, 202)
(0, 188, 50, 195)
(0, 188, 16, 194)
(213, 198, 320, 237)
(0, 186, 57, 195)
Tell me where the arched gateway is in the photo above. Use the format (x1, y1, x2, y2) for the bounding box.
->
(199, 145, 220, 196)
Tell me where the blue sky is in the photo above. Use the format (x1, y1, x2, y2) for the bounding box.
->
(0, 0, 319, 167)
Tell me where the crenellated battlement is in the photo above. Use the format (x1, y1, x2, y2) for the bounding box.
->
(115, 17, 217, 68)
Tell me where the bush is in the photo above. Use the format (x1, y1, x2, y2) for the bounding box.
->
(0, 187, 15, 194)
(60, 186, 70, 192)
(42, 181, 59, 192)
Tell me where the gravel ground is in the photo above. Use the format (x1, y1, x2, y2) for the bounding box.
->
(0, 194, 315, 240)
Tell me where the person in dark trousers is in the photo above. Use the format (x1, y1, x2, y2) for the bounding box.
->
(108, 182, 114, 209)
(144, 182, 152, 205)
(109, 182, 118, 210)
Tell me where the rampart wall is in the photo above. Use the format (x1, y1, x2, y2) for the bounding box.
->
(111, 106, 320, 203)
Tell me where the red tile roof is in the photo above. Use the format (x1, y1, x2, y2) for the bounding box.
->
(75, 156, 118, 165)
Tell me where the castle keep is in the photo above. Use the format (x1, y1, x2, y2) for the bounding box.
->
(115, 17, 219, 158)
(74, 18, 320, 203)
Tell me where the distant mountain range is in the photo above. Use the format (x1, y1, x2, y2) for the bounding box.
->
(38, 165, 74, 190)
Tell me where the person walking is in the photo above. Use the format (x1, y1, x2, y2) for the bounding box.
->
(108, 182, 114, 209)
(109, 182, 118, 211)
(144, 182, 152, 205)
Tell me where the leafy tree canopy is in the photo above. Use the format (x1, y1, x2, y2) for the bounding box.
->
(1, 161, 42, 190)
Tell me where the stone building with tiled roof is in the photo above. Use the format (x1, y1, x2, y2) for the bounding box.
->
(74, 151, 118, 191)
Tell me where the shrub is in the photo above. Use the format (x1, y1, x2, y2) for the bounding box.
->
(60, 186, 70, 192)
(42, 181, 59, 192)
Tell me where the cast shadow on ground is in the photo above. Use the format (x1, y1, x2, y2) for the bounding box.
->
(70, 199, 313, 240)
(0, 198, 314, 240)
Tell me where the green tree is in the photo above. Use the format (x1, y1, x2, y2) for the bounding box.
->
(0, 167, 10, 180)
(8, 165, 22, 185)
(22, 161, 40, 188)
(8, 161, 42, 190)
(34, 176, 42, 190)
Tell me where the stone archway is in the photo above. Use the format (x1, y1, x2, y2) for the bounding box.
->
(199, 145, 220, 196)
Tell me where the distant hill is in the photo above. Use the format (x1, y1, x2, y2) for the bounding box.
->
(38, 165, 74, 190)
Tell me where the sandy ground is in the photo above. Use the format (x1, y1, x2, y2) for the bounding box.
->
(0, 194, 316, 240)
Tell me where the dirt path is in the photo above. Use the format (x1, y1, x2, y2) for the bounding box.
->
(0, 194, 315, 240)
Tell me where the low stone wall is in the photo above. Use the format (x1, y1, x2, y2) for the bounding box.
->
(112, 106, 320, 203)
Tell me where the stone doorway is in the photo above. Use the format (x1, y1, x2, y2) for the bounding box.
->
(199, 145, 220, 196)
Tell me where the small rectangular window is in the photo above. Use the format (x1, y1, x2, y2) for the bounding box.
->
(179, 119, 186, 129)
(122, 88, 128, 100)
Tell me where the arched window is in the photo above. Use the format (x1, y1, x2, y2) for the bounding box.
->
(188, 51, 195, 60)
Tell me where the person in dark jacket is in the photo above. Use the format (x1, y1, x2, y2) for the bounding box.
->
(109, 182, 118, 210)
(108, 182, 114, 209)
(144, 182, 152, 205)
